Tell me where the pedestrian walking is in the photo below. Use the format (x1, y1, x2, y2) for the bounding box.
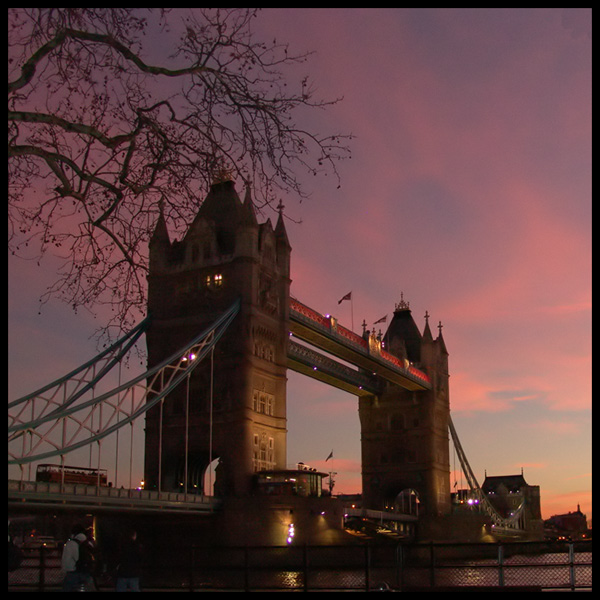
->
(61, 524, 95, 591)
(115, 529, 144, 592)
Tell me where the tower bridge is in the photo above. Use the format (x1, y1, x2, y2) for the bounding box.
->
(8, 178, 543, 542)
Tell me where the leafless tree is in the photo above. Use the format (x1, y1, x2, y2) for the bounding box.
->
(8, 8, 351, 336)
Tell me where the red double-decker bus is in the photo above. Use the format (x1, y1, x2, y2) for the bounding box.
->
(36, 464, 108, 486)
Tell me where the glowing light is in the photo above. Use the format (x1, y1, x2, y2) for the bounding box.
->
(287, 523, 295, 544)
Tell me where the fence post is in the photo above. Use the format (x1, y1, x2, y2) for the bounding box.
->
(38, 545, 46, 592)
(395, 543, 403, 589)
(429, 541, 435, 587)
(244, 544, 250, 592)
(303, 544, 308, 592)
(191, 545, 198, 592)
(497, 543, 504, 587)
(365, 543, 371, 591)
(568, 543, 575, 591)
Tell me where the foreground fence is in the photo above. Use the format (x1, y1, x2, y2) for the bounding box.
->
(8, 540, 591, 592)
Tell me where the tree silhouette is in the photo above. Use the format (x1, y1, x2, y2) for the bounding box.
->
(9, 8, 351, 335)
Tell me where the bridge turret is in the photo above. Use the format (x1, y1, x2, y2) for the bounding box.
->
(359, 296, 451, 524)
(144, 177, 290, 498)
(382, 295, 422, 364)
(148, 206, 171, 274)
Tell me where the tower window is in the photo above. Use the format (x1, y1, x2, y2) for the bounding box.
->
(252, 390, 275, 416)
(253, 432, 275, 472)
(205, 273, 223, 288)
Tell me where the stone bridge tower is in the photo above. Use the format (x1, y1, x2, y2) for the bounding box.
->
(359, 298, 451, 518)
(144, 178, 291, 496)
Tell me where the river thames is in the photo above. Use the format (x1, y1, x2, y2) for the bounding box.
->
(8, 541, 592, 592)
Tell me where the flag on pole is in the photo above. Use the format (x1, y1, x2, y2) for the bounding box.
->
(326, 450, 334, 461)
(338, 292, 352, 304)
(373, 315, 387, 324)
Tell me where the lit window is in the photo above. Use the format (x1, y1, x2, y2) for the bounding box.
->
(205, 273, 224, 288)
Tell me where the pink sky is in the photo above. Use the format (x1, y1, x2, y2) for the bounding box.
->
(8, 9, 591, 522)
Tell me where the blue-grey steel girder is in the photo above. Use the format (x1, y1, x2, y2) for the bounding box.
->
(8, 299, 240, 465)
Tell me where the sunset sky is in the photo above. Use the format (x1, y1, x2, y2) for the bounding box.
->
(8, 9, 591, 522)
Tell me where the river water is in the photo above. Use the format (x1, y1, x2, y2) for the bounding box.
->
(398, 551, 592, 590)
(9, 547, 592, 591)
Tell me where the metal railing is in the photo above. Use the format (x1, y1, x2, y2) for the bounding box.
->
(8, 540, 591, 592)
(8, 479, 218, 513)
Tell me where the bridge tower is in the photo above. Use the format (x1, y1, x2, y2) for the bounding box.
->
(144, 178, 291, 496)
(358, 298, 451, 518)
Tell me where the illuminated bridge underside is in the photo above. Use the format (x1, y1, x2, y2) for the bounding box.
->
(289, 299, 431, 392)
(288, 340, 383, 396)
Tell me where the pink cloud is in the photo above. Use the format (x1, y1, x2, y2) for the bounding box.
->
(312, 457, 361, 474)
(528, 419, 581, 436)
(312, 458, 362, 496)
(449, 371, 522, 413)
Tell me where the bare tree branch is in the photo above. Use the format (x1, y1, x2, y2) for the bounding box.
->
(8, 8, 352, 338)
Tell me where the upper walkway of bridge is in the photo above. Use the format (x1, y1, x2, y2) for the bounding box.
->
(289, 298, 431, 393)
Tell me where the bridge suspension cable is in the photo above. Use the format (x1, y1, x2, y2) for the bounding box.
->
(8, 299, 240, 467)
(449, 415, 526, 531)
(9, 315, 150, 420)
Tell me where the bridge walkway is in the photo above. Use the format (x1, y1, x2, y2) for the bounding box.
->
(289, 298, 431, 392)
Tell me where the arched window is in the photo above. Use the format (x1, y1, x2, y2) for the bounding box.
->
(394, 488, 420, 516)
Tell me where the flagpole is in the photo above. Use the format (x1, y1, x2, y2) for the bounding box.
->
(325, 450, 335, 495)
(338, 292, 354, 331)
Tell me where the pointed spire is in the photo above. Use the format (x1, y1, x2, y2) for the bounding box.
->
(241, 181, 258, 226)
(436, 320, 448, 355)
(149, 200, 170, 247)
(384, 294, 422, 363)
(197, 178, 242, 224)
(274, 199, 290, 247)
(422, 310, 433, 341)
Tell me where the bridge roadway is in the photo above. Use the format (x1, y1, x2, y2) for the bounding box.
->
(8, 479, 218, 515)
(288, 298, 431, 395)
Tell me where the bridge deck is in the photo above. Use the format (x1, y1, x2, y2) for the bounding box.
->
(8, 480, 218, 514)
(289, 299, 431, 392)
(288, 340, 383, 396)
